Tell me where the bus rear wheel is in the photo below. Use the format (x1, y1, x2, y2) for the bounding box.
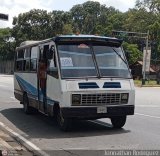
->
(57, 109, 73, 131)
(110, 116, 126, 128)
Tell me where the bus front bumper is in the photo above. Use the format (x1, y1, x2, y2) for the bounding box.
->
(61, 105, 135, 119)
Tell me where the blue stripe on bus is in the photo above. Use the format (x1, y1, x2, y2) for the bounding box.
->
(15, 75, 56, 105)
(15, 75, 38, 95)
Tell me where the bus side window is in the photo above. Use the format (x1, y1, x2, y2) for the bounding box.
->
(16, 60, 23, 71)
(16, 50, 24, 72)
(17, 49, 24, 59)
(30, 46, 38, 72)
(48, 45, 56, 68)
(30, 59, 37, 71)
(48, 45, 58, 78)
(24, 48, 31, 71)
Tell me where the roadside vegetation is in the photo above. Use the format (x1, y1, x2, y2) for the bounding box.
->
(0, 0, 160, 66)
(134, 80, 160, 86)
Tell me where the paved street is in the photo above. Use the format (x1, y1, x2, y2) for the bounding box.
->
(0, 75, 160, 156)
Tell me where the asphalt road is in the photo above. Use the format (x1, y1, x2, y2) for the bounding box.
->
(0, 75, 160, 156)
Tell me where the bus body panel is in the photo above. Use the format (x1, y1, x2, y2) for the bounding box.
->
(46, 75, 62, 105)
(64, 79, 134, 91)
(14, 35, 135, 122)
(14, 72, 38, 108)
(60, 78, 135, 105)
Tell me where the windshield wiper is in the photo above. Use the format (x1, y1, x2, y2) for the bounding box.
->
(112, 48, 128, 65)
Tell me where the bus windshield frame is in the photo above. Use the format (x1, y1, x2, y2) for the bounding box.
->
(57, 41, 132, 79)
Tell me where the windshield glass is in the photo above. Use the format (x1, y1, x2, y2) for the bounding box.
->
(93, 45, 131, 78)
(58, 43, 97, 78)
(57, 42, 131, 79)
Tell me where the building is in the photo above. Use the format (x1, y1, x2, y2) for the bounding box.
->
(130, 61, 156, 80)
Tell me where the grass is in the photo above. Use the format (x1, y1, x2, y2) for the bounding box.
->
(134, 80, 160, 86)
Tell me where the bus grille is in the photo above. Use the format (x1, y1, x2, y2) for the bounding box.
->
(81, 93, 121, 105)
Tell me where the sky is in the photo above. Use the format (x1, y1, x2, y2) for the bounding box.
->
(0, 0, 136, 28)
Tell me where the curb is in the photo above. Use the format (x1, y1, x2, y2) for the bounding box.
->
(0, 122, 49, 156)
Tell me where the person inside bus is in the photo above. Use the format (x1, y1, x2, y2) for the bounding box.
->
(38, 52, 47, 113)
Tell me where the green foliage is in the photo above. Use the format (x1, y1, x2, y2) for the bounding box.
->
(0, 0, 160, 63)
(12, 9, 52, 45)
(0, 28, 15, 61)
(136, 0, 160, 13)
(62, 24, 73, 34)
(123, 42, 142, 65)
(0, 28, 10, 37)
(123, 8, 155, 32)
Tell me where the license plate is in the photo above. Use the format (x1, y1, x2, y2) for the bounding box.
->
(97, 106, 107, 114)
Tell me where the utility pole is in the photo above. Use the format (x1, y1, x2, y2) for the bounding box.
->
(142, 30, 149, 85)
(112, 30, 150, 85)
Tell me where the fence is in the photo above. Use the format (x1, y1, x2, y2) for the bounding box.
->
(0, 60, 14, 74)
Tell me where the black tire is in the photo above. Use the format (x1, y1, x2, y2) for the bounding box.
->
(23, 93, 35, 114)
(57, 108, 73, 131)
(111, 116, 127, 129)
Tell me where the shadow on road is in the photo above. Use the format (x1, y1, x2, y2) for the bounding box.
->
(1, 108, 130, 139)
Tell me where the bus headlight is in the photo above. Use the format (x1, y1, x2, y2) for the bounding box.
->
(121, 93, 129, 104)
(72, 94, 81, 105)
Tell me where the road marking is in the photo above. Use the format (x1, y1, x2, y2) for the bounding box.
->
(135, 113, 160, 119)
(0, 122, 50, 156)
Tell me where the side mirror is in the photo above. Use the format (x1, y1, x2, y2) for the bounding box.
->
(46, 46, 55, 59)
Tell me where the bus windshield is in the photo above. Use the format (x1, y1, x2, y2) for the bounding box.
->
(57, 42, 131, 79)
(93, 45, 131, 78)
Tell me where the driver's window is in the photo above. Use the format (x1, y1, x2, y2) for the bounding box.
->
(48, 45, 56, 70)
(48, 59, 56, 70)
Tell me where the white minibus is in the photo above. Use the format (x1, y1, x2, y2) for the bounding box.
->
(14, 35, 135, 131)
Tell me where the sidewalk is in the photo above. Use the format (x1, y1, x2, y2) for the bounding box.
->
(0, 128, 32, 156)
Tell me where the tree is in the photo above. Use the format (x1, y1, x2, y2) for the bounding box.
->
(7, 0, 160, 67)
(123, 42, 142, 65)
(12, 9, 52, 45)
(62, 24, 73, 34)
(70, 1, 101, 34)
(148, 21, 160, 60)
(0, 28, 15, 61)
(136, 0, 160, 13)
(123, 8, 157, 32)
(70, 4, 85, 33)
(50, 11, 73, 35)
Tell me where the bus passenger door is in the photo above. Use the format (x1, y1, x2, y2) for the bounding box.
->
(37, 44, 49, 114)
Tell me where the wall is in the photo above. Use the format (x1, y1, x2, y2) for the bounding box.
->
(0, 60, 14, 74)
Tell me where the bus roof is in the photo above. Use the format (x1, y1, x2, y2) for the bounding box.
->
(20, 41, 40, 46)
(55, 34, 122, 42)
(55, 35, 123, 47)
(17, 35, 123, 50)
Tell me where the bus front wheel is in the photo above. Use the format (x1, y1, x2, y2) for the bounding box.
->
(110, 116, 126, 128)
(57, 109, 73, 131)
